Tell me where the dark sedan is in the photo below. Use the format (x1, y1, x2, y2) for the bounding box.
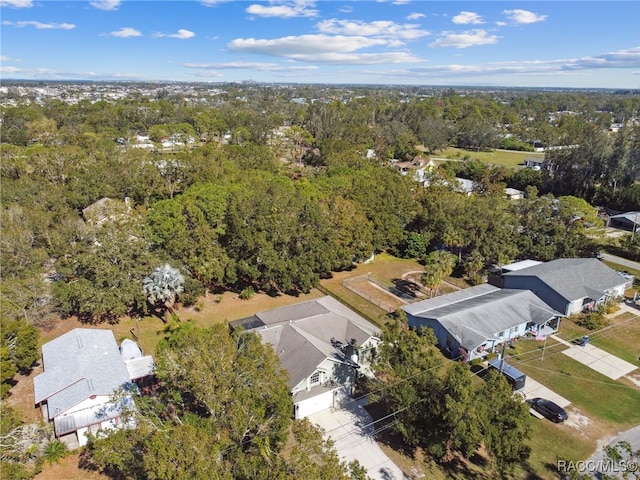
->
(526, 398, 568, 423)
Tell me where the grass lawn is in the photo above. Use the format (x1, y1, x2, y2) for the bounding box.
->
(508, 346, 640, 427)
(520, 419, 595, 479)
(555, 312, 640, 367)
(602, 260, 640, 280)
(433, 147, 543, 169)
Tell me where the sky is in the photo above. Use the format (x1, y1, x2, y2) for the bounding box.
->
(1, 0, 639, 88)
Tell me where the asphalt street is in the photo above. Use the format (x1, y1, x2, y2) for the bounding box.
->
(600, 253, 640, 273)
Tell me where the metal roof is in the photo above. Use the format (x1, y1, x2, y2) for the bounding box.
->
(502, 258, 627, 302)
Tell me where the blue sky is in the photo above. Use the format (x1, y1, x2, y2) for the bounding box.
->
(1, 0, 639, 88)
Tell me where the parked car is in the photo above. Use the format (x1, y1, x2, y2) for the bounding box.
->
(526, 397, 568, 423)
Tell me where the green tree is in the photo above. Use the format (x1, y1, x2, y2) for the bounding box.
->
(53, 217, 158, 323)
(0, 318, 39, 398)
(86, 324, 365, 479)
(477, 370, 532, 477)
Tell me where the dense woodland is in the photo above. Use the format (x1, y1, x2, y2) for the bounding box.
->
(1, 84, 640, 478)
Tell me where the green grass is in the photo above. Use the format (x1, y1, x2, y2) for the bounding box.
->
(433, 147, 544, 169)
(508, 348, 640, 426)
(555, 313, 640, 367)
(520, 419, 594, 479)
(601, 260, 640, 280)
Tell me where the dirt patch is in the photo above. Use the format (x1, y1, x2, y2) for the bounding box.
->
(34, 454, 108, 480)
(565, 407, 592, 430)
(343, 276, 407, 313)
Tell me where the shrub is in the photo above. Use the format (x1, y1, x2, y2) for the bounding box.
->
(42, 440, 68, 465)
(575, 312, 609, 330)
(485, 352, 498, 361)
(239, 287, 255, 300)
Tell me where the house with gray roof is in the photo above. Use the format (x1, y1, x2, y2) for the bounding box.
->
(403, 284, 562, 362)
(501, 258, 628, 316)
(33, 329, 154, 447)
(608, 211, 640, 233)
(230, 295, 380, 419)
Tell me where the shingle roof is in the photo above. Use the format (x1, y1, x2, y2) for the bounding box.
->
(33, 329, 132, 419)
(403, 286, 561, 351)
(502, 258, 627, 302)
(235, 296, 379, 389)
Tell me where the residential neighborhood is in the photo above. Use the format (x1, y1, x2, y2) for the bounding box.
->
(2, 81, 639, 480)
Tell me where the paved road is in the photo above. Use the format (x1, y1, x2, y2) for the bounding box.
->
(600, 253, 640, 273)
(585, 425, 640, 478)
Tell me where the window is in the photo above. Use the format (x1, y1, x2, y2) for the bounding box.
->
(310, 371, 320, 386)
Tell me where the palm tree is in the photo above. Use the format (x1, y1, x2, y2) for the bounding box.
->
(42, 440, 68, 465)
(143, 264, 185, 322)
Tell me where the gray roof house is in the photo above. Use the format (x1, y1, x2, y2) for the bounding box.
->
(403, 284, 562, 361)
(502, 258, 628, 316)
(33, 329, 154, 447)
(608, 211, 640, 232)
(230, 295, 380, 419)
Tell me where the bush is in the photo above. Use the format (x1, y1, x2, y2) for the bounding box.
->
(574, 312, 609, 330)
(485, 352, 498, 361)
(179, 276, 206, 307)
(239, 287, 255, 300)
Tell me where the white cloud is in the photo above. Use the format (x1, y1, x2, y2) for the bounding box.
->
(155, 29, 195, 39)
(0, 0, 32, 7)
(111, 27, 142, 38)
(4, 20, 75, 29)
(184, 61, 318, 72)
(246, 1, 319, 18)
(338, 5, 352, 13)
(429, 30, 499, 48)
(561, 46, 640, 70)
(503, 9, 548, 24)
(229, 34, 389, 55)
(377, 47, 640, 81)
(89, 0, 121, 11)
(391, 0, 411, 4)
(191, 71, 225, 78)
(452, 11, 483, 25)
(0, 66, 21, 73)
(228, 34, 422, 64)
(0, 55, 9, 61)
(200, 0, 232, 6)
(317, 19, 429, 40)
(407, 13, 425, 20)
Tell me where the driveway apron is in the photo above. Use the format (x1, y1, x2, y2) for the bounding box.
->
(308, 399, 410, 480)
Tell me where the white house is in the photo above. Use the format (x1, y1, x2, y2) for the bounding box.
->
(33, 329, 154, 447)
(231, 296, 380, 419)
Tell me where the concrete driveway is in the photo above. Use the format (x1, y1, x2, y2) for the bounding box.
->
(520, 376, 572, 408)
(552, 335, 638, 380)
(308, 399, 410, 480)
